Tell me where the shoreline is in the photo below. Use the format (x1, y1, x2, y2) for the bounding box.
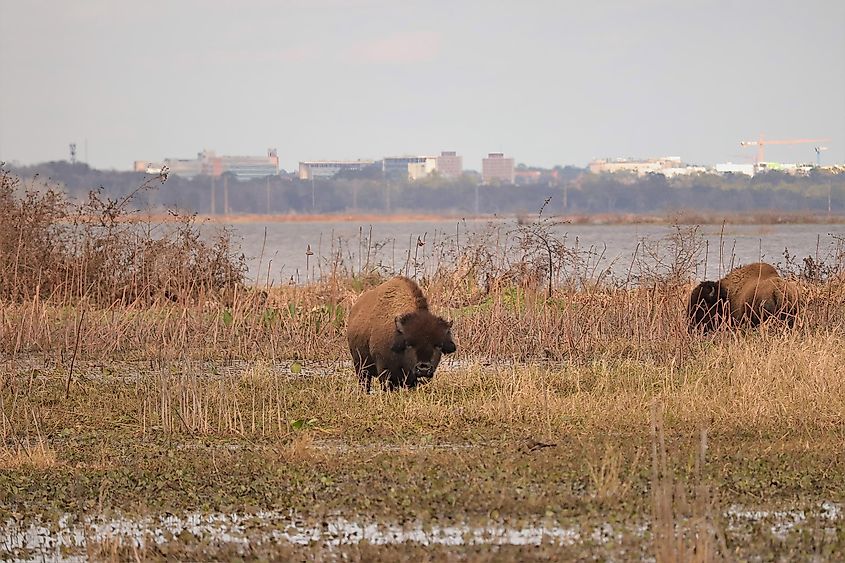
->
(134, 211, 845, 226)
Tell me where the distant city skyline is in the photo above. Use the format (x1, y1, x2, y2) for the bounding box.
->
(1, 0, 843, 171)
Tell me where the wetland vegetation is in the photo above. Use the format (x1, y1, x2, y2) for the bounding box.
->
(2, 168, 845, 560)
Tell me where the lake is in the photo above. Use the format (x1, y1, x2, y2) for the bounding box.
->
(217, 219, 845, 285)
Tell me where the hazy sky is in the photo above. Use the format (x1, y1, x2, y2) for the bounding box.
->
(1, 0, 843, 171)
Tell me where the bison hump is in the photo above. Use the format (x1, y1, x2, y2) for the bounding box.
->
(721, 262, 779, 290)
(379, 276, 429, 313)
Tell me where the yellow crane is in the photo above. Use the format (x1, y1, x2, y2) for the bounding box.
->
(740, 134, 830, 164)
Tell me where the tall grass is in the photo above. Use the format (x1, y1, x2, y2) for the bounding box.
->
(2, 167, 845, 367)
(651, 401, 728, 562)
(3, 329, 844, 445)
(2, 169, 845, 428)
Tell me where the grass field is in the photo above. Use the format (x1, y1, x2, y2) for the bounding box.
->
(3, 281, 845, 560)
(2, 171, 845, 560)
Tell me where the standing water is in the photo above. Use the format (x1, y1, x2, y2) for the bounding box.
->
(212, 219, 845, 284)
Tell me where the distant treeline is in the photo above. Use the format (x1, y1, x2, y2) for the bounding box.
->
(8, 160, 845, 217)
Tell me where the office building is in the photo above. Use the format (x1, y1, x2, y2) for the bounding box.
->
(298, 160, 376, 180)
(383, 156, 430, 179)
(482, 152, 515, 184)
(435, 151, 463, 178)
(134, 149, 279, 180)
(588, 156, 681, 176)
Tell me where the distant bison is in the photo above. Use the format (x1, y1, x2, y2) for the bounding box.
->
(688, 262, 799, 333)
(348, 277, 456, 391)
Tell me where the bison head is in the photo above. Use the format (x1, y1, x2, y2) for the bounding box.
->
(688, 280, 729, 333)
(390, 311, 456, 387)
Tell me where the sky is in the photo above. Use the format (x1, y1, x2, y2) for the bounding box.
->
(1, 0, 843, 172)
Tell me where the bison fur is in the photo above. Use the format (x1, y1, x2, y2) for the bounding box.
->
(347, 277, 456, 391)
(688, 262, 799, 333)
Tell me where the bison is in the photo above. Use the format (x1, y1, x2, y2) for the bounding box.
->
(688, 262, 799, 333)
(347, 276, 456, 391)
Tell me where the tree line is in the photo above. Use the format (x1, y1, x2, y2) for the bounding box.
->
(8, 160, 845, 217)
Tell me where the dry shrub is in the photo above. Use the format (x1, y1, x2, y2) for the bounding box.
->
(634, 224, 704, 287)
(425, 215, 613, 303)
(0, 171, 68, 302)
(0, 167, 246, 306)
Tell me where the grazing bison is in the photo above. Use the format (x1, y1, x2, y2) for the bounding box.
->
(688, 262, 799, 333)
(348, 276, 456, 391)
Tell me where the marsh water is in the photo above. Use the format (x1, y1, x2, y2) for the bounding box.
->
(3, 497, 840, 560)
(4, 358, 841, 560)
(221, 220, 845, 285)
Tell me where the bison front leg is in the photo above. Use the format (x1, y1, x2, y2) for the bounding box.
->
(375, 360, 404, 391)
(780, 307, 798, 328)
(354, 352, 377, 393)
(374, 359, 391, 391)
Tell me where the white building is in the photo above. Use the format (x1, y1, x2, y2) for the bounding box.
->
(298, 160, 375, 180)
(659, 166, 708, 178)
(714, 163, 755, 176)
(408, 157, 439, 181)
(134, 149, 280, 180)
(588, 156, 683, 176)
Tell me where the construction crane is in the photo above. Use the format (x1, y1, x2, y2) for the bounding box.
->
(814, 146, 829, 166)
(740, 134, 830, 164)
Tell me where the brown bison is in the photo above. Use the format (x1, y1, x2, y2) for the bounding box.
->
(688, 262, 799, 333)
(348, 276, 456, 391)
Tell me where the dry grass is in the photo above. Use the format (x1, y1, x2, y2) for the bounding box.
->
(3, 327, 843, 444)
(0, 436, 57, 470)
(2, 335, 843, 561)
(2, 171, 845, 560)
(587, 444, 637, 504)
(651, 402, 728, 563)
(2, 169, 845, 368)
(2, 273, 843, 366)
(84, 536, 146, 563)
